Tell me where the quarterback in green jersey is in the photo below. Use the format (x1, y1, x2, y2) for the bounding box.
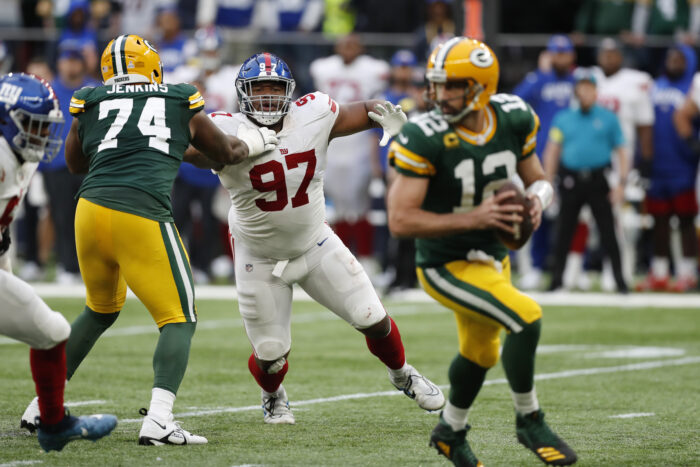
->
(21, 34, 279, 446)
(387, 37, 577, 466)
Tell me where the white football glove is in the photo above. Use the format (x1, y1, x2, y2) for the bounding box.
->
(238, 126, 279, 157)
(368, 101, 408, 146)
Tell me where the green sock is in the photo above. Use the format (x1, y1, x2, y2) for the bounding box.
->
(66, 306, 120, 380)
(448, 353, 488, 409)
(152, 322, 196, 394)
(501, 319, 541, 393)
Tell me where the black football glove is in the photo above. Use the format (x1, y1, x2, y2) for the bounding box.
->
(0, 228, 10, 256)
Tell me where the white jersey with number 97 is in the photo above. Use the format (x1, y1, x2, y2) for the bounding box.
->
(213, 91, 340, 260)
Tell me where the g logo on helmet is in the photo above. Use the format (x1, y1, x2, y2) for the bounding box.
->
(469, 48, 494, 68)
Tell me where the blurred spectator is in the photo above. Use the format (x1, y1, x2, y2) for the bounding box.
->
(25, 56, 54, 81)
(258, 0, 325, 94)
(196, 0, 266, 29)
(172, 164, 222, 285)
(594, 36, 655, 289)
(573, 0, 634, 37)
(57, 0, 98, 75)
(155, 5, 188, 73)
(372, 50, 422, 291)
(310, 33, 389, 271)
(111, 0, 176, 37)
(544, 69, 629, 293)
(352, 0, 423, 33)
(631, 0, 700, 44)
(260, 0, 324, 32)
(169, 27, 240, 113)
(42, 41, 100, 284)
(15, 57, 55, 281)
(414, 0, 457, 60)
(0, 41, 12, 75)
(322, 0, 356, 35)
(513, 34, 576, 290)
(638, 45, 699, 291)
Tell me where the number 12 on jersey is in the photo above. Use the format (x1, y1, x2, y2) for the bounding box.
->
(249, 150, 316, 212)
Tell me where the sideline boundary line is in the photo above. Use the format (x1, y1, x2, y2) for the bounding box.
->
(30, 283, 700, 308)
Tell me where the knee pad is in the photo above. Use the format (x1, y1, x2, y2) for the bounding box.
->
(28, 298, 71, 350)
(255, 339, 288, 363)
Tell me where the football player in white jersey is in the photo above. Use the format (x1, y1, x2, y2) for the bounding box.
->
(0, 73, 117, 451)
(310, 34, 391, 268)
(187, 52, 445, 424)
(593, 37, 655, 290)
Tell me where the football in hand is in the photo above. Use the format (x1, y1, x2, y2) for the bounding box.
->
(494, 181, 534, 250)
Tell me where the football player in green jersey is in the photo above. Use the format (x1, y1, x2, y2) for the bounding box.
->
(386, 37, 577, 466)
(20, 34, 278, 445)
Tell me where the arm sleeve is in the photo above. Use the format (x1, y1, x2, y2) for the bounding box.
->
(520, 103, 541, 160)
(388, 122, 438, 178)
(181, 83, 206, 116)
(68, 86, 94, 117)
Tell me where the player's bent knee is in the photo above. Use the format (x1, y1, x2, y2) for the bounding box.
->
(357, 314, 390, 338)
(30, 306, 71, 350)
(255, 339, 289, 363)
(461, 344, 500, 369)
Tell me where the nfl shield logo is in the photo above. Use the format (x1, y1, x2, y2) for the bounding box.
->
(245, 264, 253, 272)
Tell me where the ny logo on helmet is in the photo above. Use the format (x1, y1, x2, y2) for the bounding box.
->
(0, 83, 22, 107)
(469, 48, 494, 68)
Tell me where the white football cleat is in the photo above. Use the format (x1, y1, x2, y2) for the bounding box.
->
(262, 385, 295, 425)
(20, 396, 40, 433)
(390, 364, 445, 411)
(137, 409, 208, 445)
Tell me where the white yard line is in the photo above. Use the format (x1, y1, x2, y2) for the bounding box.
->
(27, 283, 700, 308)
(117, 356, 700, 423)
(65, 399, 106, 407)
(609, 412, 655, 419)
(0, 461, 43, 467)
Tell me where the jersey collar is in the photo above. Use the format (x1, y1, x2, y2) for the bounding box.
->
(454, 104, 496, 146)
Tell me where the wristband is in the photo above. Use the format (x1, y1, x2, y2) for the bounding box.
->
(526, 180, 554, 210)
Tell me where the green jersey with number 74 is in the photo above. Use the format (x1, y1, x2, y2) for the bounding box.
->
(388, 93, 540, 267)
(69, 82, 205, 222)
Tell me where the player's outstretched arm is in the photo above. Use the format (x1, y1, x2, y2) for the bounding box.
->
(189, 111, 250, 165)
(387, 174, 522, 238)
(65, 119, 90, 174)
(330, 99, 406, 143)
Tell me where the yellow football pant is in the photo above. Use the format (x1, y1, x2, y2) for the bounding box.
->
(75, 198, 196, 327)
(417, 256, 541, 368)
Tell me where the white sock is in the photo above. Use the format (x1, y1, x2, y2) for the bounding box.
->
(442, 401, 469, 432)
(677, 258, 697, 280)
(511, 388, 539, 416)
(650, 257, 669, 279)
(388, 362, 409, 379)
(149, 388, 175, 421)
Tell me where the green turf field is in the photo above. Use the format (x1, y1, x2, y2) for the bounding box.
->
(1, 297, 698, 466)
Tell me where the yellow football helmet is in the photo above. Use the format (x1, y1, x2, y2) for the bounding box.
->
(426, 37, 499, 122)
(100, 34, 163, 85)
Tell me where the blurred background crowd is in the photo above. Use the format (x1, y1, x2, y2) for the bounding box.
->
(2, 0, 700, 294)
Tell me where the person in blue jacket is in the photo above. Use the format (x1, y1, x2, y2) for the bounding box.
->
(513, 34, 576, 289)
(639, 44, 699, 292)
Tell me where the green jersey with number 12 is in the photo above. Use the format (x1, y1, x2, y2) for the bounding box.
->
(389, 93, 540, 267)
(69, 83, 205, 222)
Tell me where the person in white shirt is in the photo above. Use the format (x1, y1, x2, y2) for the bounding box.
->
(310, 34, 390, 270)
(186, 52, 445, 425)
